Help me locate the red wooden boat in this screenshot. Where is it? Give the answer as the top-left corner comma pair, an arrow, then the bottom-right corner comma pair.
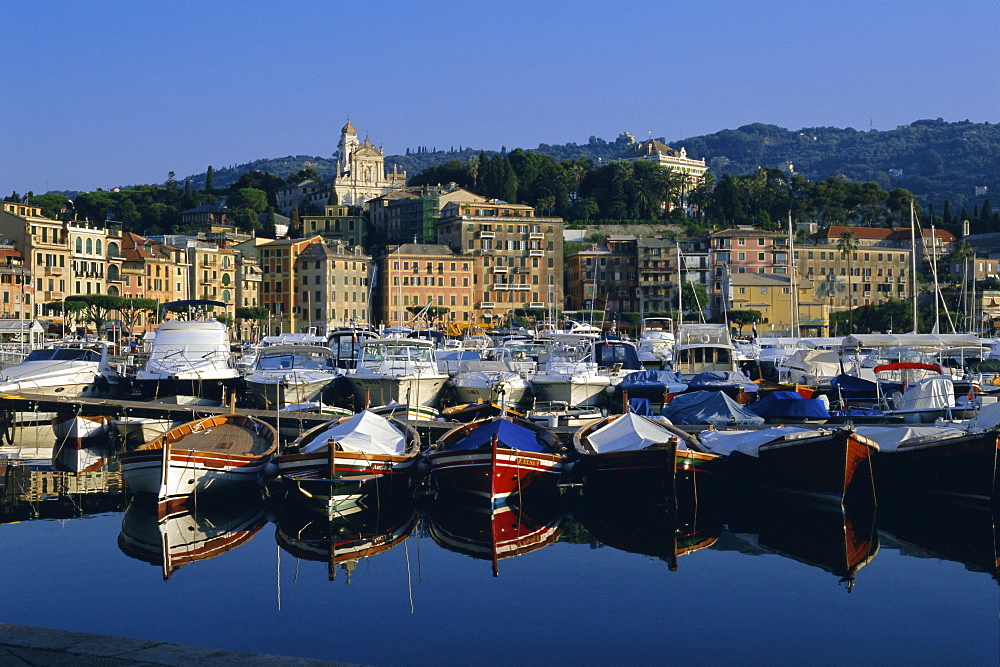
428,416 -> 566,507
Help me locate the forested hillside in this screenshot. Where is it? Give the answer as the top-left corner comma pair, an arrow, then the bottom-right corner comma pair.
180,119 -> 999,212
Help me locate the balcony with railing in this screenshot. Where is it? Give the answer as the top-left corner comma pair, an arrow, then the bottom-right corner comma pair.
528,249 -> 544,257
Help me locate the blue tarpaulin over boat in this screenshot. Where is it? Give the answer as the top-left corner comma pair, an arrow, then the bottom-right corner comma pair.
447,419 -> 552,453
745,391 -> 831,420
687,370 -> 759,393
615,370 -> 687,402
830,373 -> 899,399
662,390 -> 765,426
629,398 -> 652,416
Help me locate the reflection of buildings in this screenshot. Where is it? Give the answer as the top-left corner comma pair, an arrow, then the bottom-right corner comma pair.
0,463 -> 123,521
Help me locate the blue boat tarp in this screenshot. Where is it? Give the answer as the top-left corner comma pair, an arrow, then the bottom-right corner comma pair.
662,391 -> 765,426
687,371 -> 759,393
629,398 -> 652,416
746,391 -> 831,420
448,419 -> 552,453
615,370 -> 688,401
830,374 -> 900,398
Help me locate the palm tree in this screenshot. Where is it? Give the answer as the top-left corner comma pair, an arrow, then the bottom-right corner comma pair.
837,230 -> 859,332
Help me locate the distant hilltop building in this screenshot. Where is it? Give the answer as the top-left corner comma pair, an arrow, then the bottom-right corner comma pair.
615,135 -> 708,188
276,119 -> 406,215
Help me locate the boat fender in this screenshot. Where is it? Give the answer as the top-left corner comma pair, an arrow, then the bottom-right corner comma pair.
262,461 -> 280,480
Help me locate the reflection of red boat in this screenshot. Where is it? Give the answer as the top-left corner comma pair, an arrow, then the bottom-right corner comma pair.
117,491 -> 268,580
429,416 -> 565,506
427,498 -> 563,576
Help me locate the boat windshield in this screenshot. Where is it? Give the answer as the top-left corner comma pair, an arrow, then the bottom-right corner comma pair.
255,353 -> 334,371
361,345 -> 432,364
24,348 -> 100,363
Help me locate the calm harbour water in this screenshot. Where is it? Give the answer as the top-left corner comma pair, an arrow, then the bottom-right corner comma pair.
1,447 -> 998,665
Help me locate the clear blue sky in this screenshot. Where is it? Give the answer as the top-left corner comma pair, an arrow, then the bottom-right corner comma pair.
2,0 -> 997,195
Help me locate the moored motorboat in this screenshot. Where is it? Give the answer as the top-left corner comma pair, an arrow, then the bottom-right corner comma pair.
694,426 -> 879,504
244,344 -> 338,409
428,415 -> 566,507
571,411 -> 722,501
119,413 -> 277,500
345,338 -> 449,408
275,410 -> 420,509
0,342 -> 126,400
133,308 -> 240,404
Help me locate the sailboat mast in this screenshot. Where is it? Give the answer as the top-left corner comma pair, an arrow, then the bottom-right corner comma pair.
788,210 -> 799,337
676,242 -> 683,327
910,203 -> 919,333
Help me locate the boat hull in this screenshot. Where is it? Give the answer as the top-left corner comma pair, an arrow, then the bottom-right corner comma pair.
120,448 -> 272,497
277,449 -> 419,508
246,375 -> 334,410
429,447 -> 564,506
118,414 -> 276,499
454,383 -> 527,406
347,375 -> 447,408
727,430 -> 877,504
574,447 -> 722,501
531,376 -> 609,407
873,429 -> 1000,503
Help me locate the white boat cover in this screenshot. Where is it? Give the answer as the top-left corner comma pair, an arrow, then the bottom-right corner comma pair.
855,425 -> 966,452
585,412 -> 685,454
781,349 -> 843,381
897,377 -> 955,411
843,333 -> 981,349
969,401 -> 1000,429
299,410 -> 406,456
697,426 -> 820,458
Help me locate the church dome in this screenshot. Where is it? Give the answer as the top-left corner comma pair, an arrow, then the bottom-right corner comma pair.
342,120 -> 356,135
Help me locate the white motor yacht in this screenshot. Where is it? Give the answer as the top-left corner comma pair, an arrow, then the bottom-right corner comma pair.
531,339 -> 610,407
452,350 -> 529,405
345,338 -> 448,408
134,313 -> 239,404
0,342 -> 126,399
673,324 -> 738,378
636,317 -> 675,369
244,344 -> 338,409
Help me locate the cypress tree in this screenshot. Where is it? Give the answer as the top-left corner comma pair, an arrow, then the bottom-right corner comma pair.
943,200 -> 952,227
206,166 -> 215,192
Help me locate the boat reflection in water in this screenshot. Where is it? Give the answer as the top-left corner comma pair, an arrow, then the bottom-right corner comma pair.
426,496 -> 563,577
274,492 -> 418,582
570,492 -> 723,571
878,494 -> 1000,579
720,495 -> 879,590
117,490 -> 269,580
